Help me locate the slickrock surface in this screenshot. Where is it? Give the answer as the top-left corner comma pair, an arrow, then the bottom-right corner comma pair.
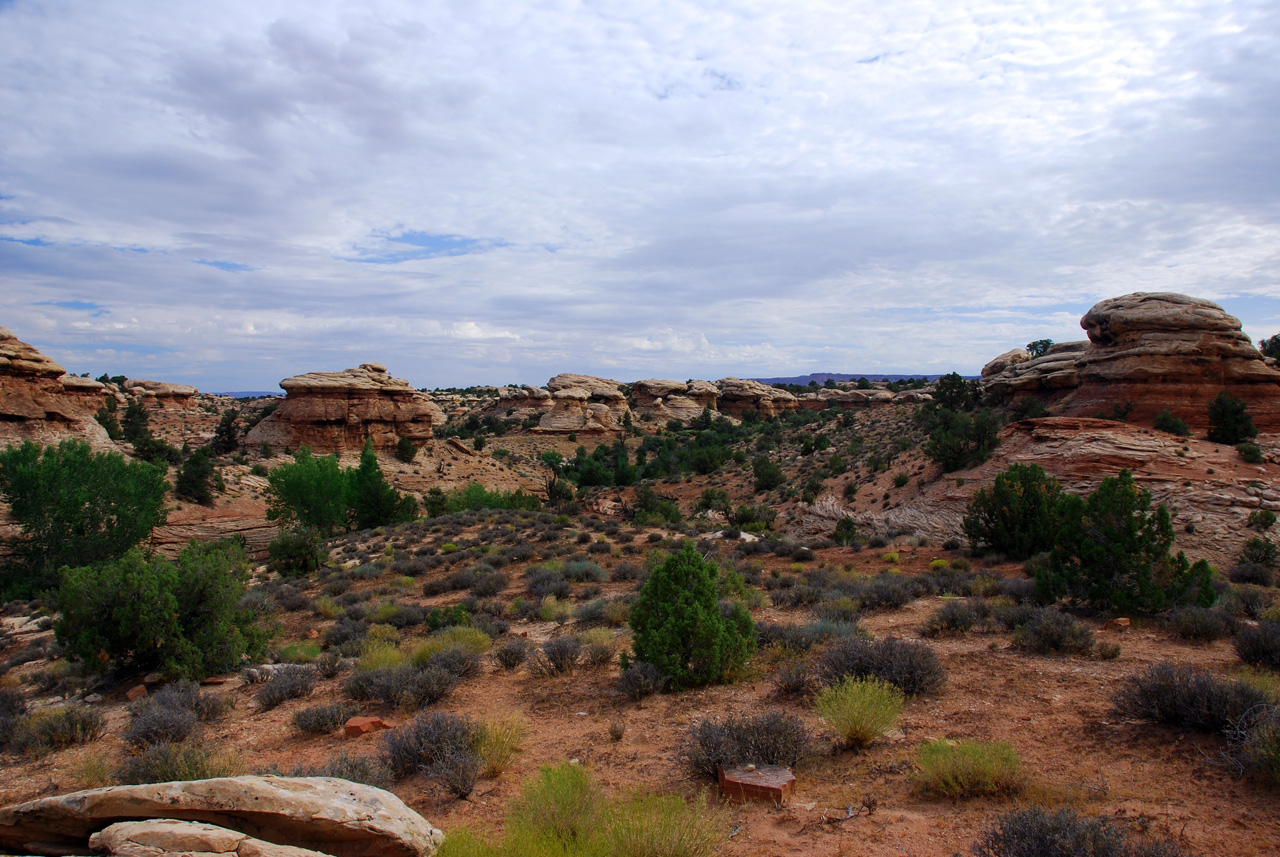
984,292 -> 1280,429
89,819 -> 334,857
0,326 -> 111,447
244,364 -> 445,455
0,776 -> 444,857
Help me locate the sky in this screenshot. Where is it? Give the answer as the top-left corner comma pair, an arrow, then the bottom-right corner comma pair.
2,0 -> 1279,391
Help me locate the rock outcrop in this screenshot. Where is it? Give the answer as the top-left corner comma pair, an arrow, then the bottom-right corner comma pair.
0,776 -> 443,857
629,379 -> 719,422
531,373 -> 630,434
124,379 -> 198,407
243,364 -> 444,455
715,377 -> 798,418
984,293 -> 1280,429
486,385 -> 554,422
90,819 -> 332,857
0,327 -> 110,448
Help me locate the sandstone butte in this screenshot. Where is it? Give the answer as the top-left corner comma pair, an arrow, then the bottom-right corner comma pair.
0,326 -> 110,449
983,291 -> 1280,430
243,364 -> 446,456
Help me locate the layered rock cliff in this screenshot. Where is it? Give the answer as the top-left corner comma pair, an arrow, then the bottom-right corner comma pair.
0,327 -> 110,448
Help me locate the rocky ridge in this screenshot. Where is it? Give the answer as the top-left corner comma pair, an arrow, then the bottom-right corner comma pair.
0,327 -> 111,448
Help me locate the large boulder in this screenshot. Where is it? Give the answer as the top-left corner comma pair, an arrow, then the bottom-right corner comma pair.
243,364 -> 445,455
0,776 -> 443,857
123,379 -> 198,407
0,326 -> 111,448
629,379 -> 719,422
533,374 -> 629,433
715,377 -> 798,418
89,819 -> 332,857
983,293 -> 1280,430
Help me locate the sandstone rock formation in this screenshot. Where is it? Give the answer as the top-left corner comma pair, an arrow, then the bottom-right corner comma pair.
90,819 -> 331,857
243,364 -> 444,456
0,326 -> 111,448
629,379 -> 719,422
984,293 -> 1280,430
486,385 -> 554,422
124,378 -> 198,407
0,776 -> 443,857
715,377 -> 798,418
531,373 -> 630,434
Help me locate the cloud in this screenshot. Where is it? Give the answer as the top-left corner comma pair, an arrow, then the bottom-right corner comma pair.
1,0 -> 1279,389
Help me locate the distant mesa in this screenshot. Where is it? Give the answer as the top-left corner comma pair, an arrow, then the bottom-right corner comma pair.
983,292 -> 1280,430
244,363 -> 445,456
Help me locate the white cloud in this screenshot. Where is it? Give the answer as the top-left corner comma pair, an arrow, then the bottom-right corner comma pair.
2,0 -> 1279,389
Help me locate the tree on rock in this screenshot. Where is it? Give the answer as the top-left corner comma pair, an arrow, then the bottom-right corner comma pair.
1207,391 -> 1257,445
629,542 -> 755,689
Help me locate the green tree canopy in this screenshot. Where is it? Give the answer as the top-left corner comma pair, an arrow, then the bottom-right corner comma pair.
266,439 -> 417,536
629,542 -> 755,689
963,463 -> 1064,560
0,440 -> 169,596
1207,391 -> 1257,445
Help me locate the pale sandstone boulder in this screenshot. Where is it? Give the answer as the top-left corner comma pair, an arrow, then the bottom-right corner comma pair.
0,776 -> 443,857
89,819 -> 332,857
980,347 -> 1031,379
536,388 -> 620,433
124,379 -> 199,406
244,364 -> 445,455
715,377 -> 798,418
629,379 -> 719,422
483,385 -> 554,422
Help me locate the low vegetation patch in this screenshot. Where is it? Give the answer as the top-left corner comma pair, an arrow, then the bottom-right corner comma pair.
813,636 -> 946,696
814,676 -> 903,749
1112,661 -> 1270,734
680,709 -> 813,778
972,804 -> 1193,857
914,739 -> 1023,798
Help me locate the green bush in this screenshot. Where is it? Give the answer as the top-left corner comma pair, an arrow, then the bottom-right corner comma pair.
267,440 -> 417,536
175,448 -> 216,505
914,739 -> 1023,798
1249,509 -> 1277,532
1011,610 -> 1095,655
920,407 -> 1001,473
1152,409 -> 1190,437
268,527 -> 327,577
113,741 -> 244,784
210,408 -> 240,455
629,542 -> 755,689
962,463 -> 1063,560
1208,390 -> 1257,445
394,436 -> 418,463
814,676 -> 903,749
8,705 -> 104,756
423,482 -> 541,517
1238,536 -> 1278,568
752,456 -> 786,492
1239,442 -> 1264,464
56,539 -> 265,679
1037,469 -> 1215,612
0,439 -> 168,596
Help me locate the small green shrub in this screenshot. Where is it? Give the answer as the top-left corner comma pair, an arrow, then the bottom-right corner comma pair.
1239,536 -> 1278,569
962,463 -> 1063,560
1249,509 -> 1278,532
1011,611 -> 1095,655
1152,409 -> 1190,437
9,705 -> 104,756
1112,661 -> 1269,733
1208,390 -> 1257,445
914,739 -> 1023,798
293,703 -> 361,734
254,665 -> 315,711
814,676 -> 903,749
268,527 -> 327,577
473,714 -> 529,778
680,709 -> 813,778
1239,442 -> 1265,464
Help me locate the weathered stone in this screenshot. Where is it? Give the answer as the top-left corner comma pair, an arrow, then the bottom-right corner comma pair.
244,364 -> 444,455
0,327 -> 111,448
0,776 -> 443,857
125,685 -> 147,702
88,819 -> 334,857
123,379 -> 198,406
715,378 -> 798,418
1103,617 -> 1131,632
717,765 -> 796,805
344,716 -> 394,738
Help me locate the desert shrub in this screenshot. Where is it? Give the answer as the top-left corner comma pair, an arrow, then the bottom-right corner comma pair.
617,661 -> 667,701
0,688 -> 27,745
757,620 -> 858,653
814,676 -> 903,749
920,407 -> 1001,473
610,561 -> 645,583
629,542 -> 755,690
493,638 -> 530,671
962,463 -> 1063,560
855,575 -> 914,612
268,527 -> 327,577
1011,611 -> 1095,655
123,703 -> 197,748
381,711 -> 481,796
1232,704 -> 1280,787
506,762 -> 604,846
1250,509 -> 1278,531
914,739 -> 1023,798
920,600 -> 979,637
424,648 -> 482,680
531,637 -> 583,676
9,705 -> 104,755
254,665 -> 315,710
473,714 -> 529,778
324,618 -> 368,650
0,439 -> 169,597
1167,606 -> 1237,642
290,752 -> 392,787
344,663 -> 458,709
1112,661 -> 1269,733
813,637 -> 946,696
1235,620 -> 1280,669
395,436 -> 418,463
578,628 -> 616,668
1208,390 -> 1257,445
564,559 -> 607,582
771,659 -> 811,697
1229,562 -> 1275,587
293,703 -> 361,734
1239,442 -> 1264,464
1152,409 -> 1190,437
57,538 -> 265,680
680,709 -> 813,778
114,741 -> 244,784
1038,469 -> 1215,613
526,568 -> 571,599
1239,536 -> 1278,568
133,680 -> 226,723
972,805 -> 1192,857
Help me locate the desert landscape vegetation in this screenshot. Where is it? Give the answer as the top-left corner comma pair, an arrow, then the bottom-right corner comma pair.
0,292 -> 1278,856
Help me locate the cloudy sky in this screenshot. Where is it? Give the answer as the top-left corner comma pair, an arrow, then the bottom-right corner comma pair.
3,1 -> 1279,391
